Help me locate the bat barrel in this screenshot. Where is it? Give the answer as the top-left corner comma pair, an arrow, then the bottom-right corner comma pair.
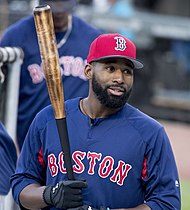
34,5 -> 65,119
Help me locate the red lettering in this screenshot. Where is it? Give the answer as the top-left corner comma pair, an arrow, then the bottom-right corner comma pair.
98,156 -> 114,178
48,154 -> 58,177
87,152 -> 101,175
58,152 -> 67,174
73,151 -> 86,173
110,160 -> 132,186
48,151 -> 132,187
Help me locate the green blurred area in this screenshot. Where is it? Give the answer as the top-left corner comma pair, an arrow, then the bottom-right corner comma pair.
181,180 -> 190,210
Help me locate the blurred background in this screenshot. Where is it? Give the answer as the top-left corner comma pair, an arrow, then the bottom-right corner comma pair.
0,0 -> 190,209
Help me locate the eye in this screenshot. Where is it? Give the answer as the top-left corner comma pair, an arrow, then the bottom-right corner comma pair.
106,65 -> 115,72
123,68 -> 133,75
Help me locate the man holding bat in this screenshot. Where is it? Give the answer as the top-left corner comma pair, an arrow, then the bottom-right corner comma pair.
11,34 -> 180,210
0,0 -> 102,151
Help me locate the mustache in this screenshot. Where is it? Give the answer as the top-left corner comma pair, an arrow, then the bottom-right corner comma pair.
106,84 -> 127,92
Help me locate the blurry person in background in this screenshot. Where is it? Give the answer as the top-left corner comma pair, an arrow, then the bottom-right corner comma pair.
0,122 -> 17,196
0,0 -> 102,151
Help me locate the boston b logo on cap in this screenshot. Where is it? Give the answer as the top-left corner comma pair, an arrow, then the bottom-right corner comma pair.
87,33 -> 143,69
114,36 -> 126,51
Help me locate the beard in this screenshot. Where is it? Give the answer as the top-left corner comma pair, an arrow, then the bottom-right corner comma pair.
92,74 -> 132,109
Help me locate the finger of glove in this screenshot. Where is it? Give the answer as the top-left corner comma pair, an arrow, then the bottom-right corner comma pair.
65,193 -> 83,202
65,180 -> 88,188
66,187 -> 83,195
54,193 -> 83,209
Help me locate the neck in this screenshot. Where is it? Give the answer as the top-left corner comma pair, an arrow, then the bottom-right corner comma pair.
56,15 -> 72,48
80,97 -> 120,119
55,25 -> 67,33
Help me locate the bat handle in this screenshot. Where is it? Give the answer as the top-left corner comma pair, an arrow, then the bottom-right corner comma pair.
56,119 -> 75,180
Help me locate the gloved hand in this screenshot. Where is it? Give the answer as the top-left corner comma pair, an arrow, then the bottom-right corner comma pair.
43,180 -> 88,209
69,204 -> 108,210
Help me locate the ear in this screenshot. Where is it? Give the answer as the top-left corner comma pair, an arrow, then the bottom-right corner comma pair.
84,64 -> 93,80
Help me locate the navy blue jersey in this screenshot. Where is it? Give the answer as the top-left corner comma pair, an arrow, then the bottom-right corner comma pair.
0,15 -> 101,150
11,98 -> 180,209
0,122 -> 17,195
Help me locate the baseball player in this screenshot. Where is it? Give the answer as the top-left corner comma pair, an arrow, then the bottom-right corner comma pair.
0,0 -> 102,151
0,122 -> 17,195
11,34 -> 180,210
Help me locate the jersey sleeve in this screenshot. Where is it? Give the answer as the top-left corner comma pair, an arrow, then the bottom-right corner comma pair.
143,127 -> 181,209
10,116 -> 46,204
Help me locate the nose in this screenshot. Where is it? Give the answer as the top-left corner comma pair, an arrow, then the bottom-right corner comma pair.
112,69 -> 124,84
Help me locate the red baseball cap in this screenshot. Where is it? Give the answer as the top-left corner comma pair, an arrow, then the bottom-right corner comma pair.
87,33 -> 143,69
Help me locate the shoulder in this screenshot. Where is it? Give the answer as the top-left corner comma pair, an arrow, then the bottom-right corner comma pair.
2,16 -> 34,34
124,104 -> 162,126
33,104 -> 55,130
32,97 -> 81,130
72,15 -> 102,37
0,16 -> 34,43
123,104 -> 164,139
65,97 -> 81,114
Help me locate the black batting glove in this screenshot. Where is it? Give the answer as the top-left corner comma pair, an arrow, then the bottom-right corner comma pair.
69,204 -> 109,210
43,180 -> 88,209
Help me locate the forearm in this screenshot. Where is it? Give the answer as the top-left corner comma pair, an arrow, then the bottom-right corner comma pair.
19,183 -> 47,209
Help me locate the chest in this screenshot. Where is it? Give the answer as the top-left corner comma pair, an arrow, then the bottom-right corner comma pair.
44,118 -> 146,184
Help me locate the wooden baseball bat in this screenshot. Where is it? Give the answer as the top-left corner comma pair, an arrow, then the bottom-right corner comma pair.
33,5 -> 74,180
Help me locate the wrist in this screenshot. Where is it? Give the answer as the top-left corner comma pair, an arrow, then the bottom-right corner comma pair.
42,186 -> 53,206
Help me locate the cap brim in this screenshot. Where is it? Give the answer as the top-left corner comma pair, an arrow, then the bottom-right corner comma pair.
90,55 -> 143,69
